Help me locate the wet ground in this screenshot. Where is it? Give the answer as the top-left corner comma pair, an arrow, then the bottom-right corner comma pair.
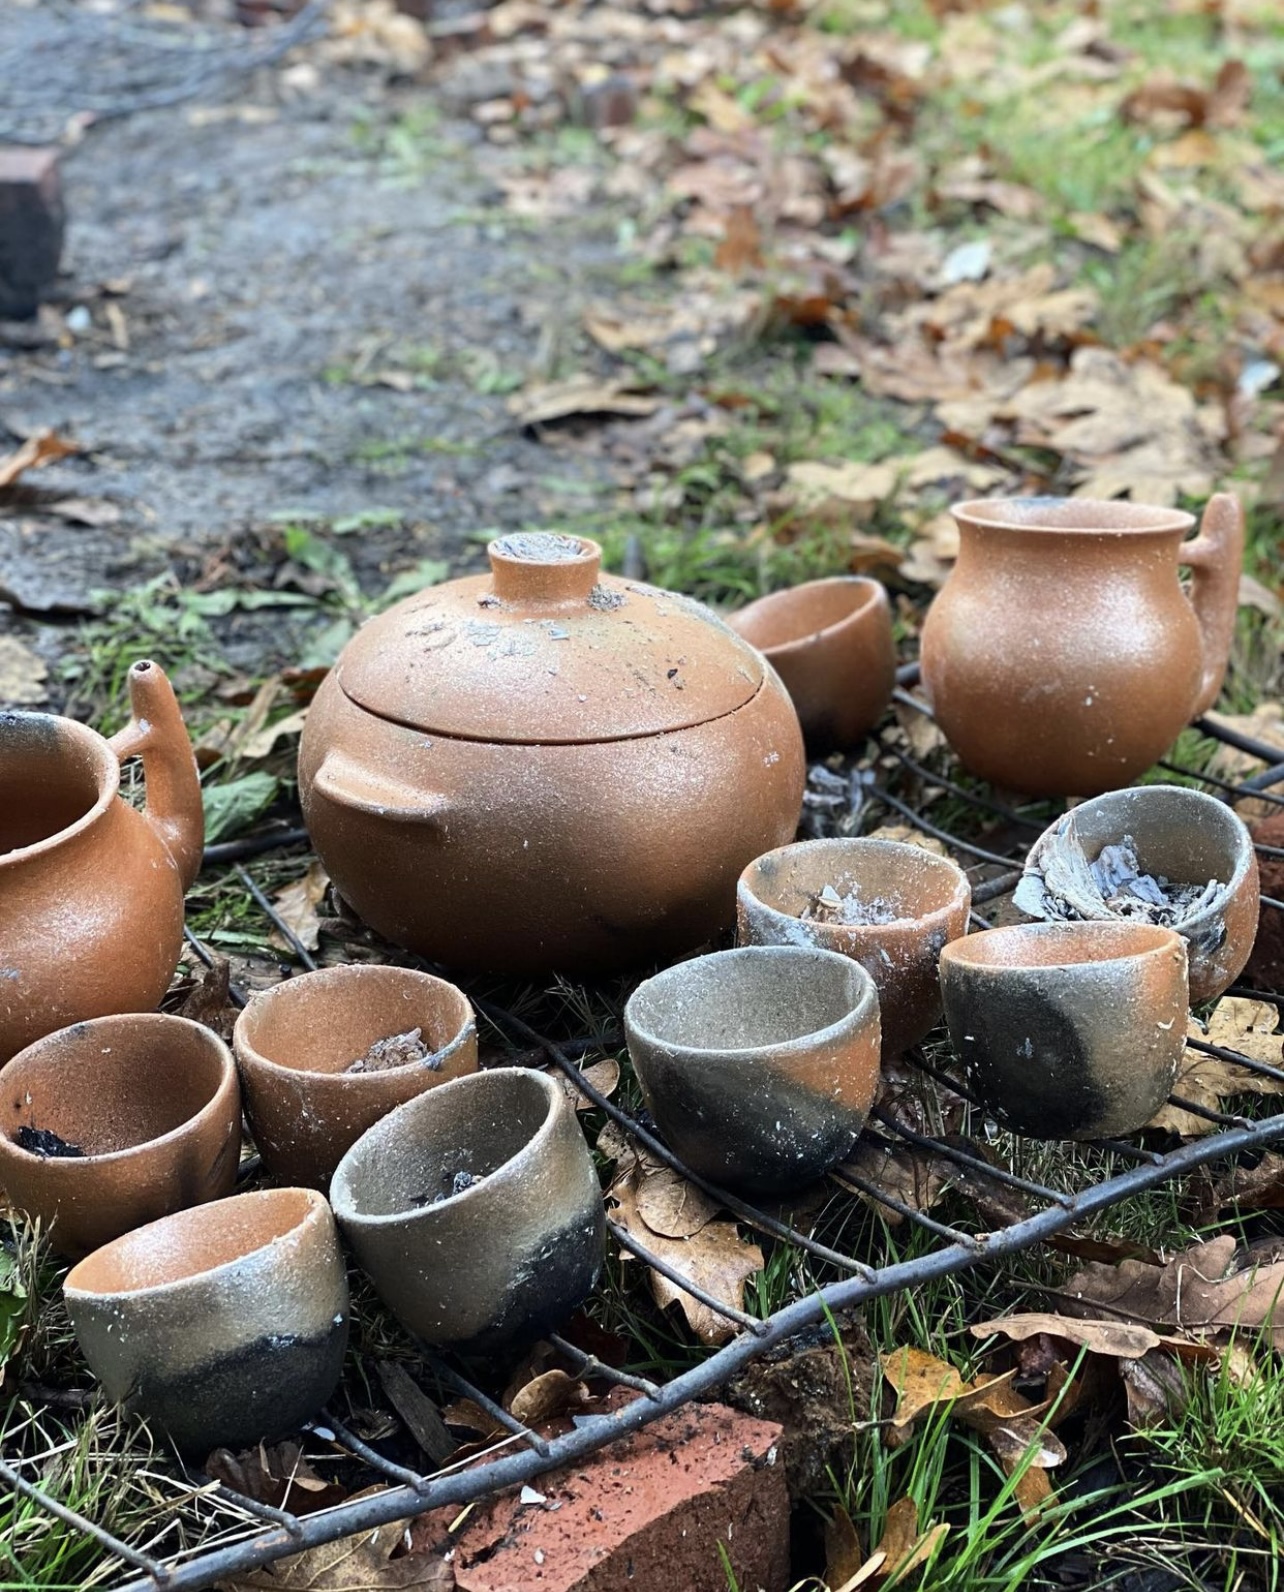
0,10 -> 619,693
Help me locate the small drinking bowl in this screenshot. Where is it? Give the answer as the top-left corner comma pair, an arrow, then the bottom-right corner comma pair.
330,1068 -> 604,1352
65,1187 -> 348,1453
233,964 -> 478,1189
624,945 -> 881,1195
939,921 -> 1189,1140
737,838 -> 971,1059
1012,783 -> 1259,1003
0,1013 -> 241,1258
727,576 -> 895,751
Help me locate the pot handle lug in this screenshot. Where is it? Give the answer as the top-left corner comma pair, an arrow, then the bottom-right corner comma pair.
1182,492 -> 1244,718
312,751 -> 450,825
107,660 -> 204,890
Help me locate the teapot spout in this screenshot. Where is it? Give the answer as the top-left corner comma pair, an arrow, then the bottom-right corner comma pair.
1183,493 -> 1244,719
108,661 -> 204,890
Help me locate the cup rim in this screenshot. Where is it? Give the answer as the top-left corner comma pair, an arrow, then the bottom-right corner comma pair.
330,1066 -> 565,1228
625,944 -> 878,1060
738,837 -> 971,931
233,963 -> 475,1083
63,1186 -> 328,1302
0,713 -> 120,872
0,1013 -> 238,1169
729,576 -> 886,657
952,496 -> 1196,537
939,919 -> 1186,975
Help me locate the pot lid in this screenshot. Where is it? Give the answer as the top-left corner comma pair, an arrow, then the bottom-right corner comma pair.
335,533 -> 765,743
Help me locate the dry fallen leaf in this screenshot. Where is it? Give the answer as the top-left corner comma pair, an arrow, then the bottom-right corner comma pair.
206,1441 -> 350,1517
507,1367 -> 587,1426
0,429 -> 79,490
1204,702 -> 1284,821
837,1139 -> 954,1226
1147,998 -> 1284,1137
556,1054 -> 621,1113
0,635 -> 48,705
271,863 -> 331,955
216,1510 -> 454,1589
507,374 -> 661,426
634,1163 -> 722,1239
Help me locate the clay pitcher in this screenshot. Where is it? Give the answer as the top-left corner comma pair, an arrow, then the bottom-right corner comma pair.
920,495 -> 1243,797
0,660 -> 203,1064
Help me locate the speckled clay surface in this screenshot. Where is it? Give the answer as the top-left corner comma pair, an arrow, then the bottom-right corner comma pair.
737,839 -> 971,1059
1012,784 -> 1259,1004
939,921 -> 1189,1140
0,661 -> 203,1065
726,577 -> 895,752
65,1188 -> 347,1453
233,964 -> 478,1188
298,533 -> 805,975
0,1014 -> 241,1258
330,1068 -> 604,1351
920,495 -> 1243,796
624,945 -> 881,1194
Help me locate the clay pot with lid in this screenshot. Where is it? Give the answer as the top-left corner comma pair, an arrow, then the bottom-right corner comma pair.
726,577 -> 895,752
0,1014 -> 241,1257
0,660 -> 203,1064
920,494 -> 1244,796
298,533 -> 805,974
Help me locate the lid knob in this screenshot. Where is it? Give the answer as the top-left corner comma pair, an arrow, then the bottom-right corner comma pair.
488,533 -> 603,604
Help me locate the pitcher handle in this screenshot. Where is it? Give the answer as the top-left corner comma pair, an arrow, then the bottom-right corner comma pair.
1182,492 -> 1244,718
107,660 -> 204,890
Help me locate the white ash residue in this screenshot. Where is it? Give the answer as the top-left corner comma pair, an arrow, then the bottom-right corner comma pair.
801,883 -> 902,926
1015,830 -> 1223,930
492,532 -> 587,563
345,1028 -> 440,1074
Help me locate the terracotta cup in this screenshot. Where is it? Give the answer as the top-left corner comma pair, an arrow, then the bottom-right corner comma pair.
0,1014 -> 241,1258
624,945 -> 881,1194
1012,783 -> 1259,1004
233,964 -> 478,1189
737,838 -> 971,1059
727,577 -> 895,752
65,1188 -> 348,1453
330,1068 -> 604,1352
939,921 -> 1189,1140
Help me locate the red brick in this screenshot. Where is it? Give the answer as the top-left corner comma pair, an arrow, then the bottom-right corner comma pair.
1246,813 -> 1284,992
414,1399 -> 788,1592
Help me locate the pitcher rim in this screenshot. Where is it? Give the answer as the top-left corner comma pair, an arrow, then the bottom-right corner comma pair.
952,496 -> 1197,537
0,713 -> 120,871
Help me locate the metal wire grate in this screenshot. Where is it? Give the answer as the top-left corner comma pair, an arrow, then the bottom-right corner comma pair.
6,689 -> 1284,1590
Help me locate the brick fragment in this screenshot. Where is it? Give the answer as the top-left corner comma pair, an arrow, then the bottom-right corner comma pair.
1246,812 -> 1284,991
0,147 -> 64,321
414,1397 -> 788,1592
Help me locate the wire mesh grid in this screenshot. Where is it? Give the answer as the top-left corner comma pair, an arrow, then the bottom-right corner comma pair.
7,686 -> 1284,1590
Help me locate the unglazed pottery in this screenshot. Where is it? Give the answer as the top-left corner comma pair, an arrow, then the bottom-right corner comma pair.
920,494 -> 1244,796
737,839 -> 971,1058
624,945 -> 881,1194
939,922 -> 1189,1140
331,1068 -> 604,1351
0,660 -> 203,1064
726,577 -> 895,752
298,533 -> 805,975
65,1188 -> 347,1452
233,964 -> 478,1188
0,1015 -> 240,1258
1012,784 -> 1259,1003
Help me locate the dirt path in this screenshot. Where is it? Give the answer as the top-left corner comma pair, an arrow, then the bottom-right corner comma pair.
0,14 -> 616,691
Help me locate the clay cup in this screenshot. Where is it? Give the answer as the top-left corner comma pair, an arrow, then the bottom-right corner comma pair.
1012,784 -> 1259,1004
737,838 -> 971,1059
330,1068 -> 604,1352
939,921 -> 1189,1140
233,964 -> 478,1188
0,1014 -> 241,1258
65,1188 -> 348,1453
624,945 -> 881,1194
727,577 -> 895,752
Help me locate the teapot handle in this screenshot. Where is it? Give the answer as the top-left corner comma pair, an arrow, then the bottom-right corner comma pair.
1182,492 -> 1244,718
107,660 -> 204,890
312,750 -> 450,825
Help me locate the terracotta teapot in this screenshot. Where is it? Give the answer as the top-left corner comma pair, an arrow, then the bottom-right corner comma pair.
0,660 -> 203,1064
298,533 -> 805,974
920,494 -> 1244,796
